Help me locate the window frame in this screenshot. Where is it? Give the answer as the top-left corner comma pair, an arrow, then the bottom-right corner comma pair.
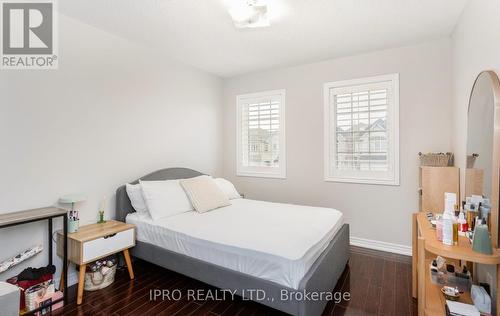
323,74 -> 400,185
236,89 -> 286,179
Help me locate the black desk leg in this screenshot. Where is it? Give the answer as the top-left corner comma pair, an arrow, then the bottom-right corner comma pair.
48,218 -> 53,266
63,214 -> 68,304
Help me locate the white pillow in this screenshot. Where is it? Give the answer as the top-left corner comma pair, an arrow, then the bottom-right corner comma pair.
180,176 -> 231,213
214,178 -> 241,200
140,180 -> 193,220
125,183 -> 148,214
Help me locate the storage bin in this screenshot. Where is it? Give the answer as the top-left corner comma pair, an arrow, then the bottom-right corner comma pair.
419,152 -> 454,167
84,258 -> 117,291
6,272 -> 52,310
0,282 -> 20,316
25,279 -> 55,312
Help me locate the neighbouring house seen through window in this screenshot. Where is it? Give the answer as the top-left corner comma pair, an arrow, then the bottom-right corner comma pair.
236,89 -> 286,178
324,74 -> 399,185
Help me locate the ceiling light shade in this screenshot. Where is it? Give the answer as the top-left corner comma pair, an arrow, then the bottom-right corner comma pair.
227,0 -> 270,28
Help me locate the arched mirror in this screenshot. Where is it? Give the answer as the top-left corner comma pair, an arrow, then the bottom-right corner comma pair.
465,71 -> 500,247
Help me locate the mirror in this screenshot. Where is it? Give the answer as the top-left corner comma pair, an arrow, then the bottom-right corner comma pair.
465,71 -> 500,247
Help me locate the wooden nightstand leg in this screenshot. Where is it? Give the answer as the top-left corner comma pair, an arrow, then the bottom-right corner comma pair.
77,264 -> 86,305
123,249 -> 134,280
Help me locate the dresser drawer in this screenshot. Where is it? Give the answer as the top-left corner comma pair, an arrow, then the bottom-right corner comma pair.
82,228 -> 134,263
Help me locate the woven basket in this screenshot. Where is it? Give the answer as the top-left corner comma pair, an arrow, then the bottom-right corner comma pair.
24,280 -> 55,312
419,152 -> 454,167
84,264 -> 116,291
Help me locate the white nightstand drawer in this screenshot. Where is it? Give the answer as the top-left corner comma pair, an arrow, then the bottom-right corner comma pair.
82,228 -> 134,263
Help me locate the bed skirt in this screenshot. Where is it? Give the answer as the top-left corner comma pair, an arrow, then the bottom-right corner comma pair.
131,223 -> 349,316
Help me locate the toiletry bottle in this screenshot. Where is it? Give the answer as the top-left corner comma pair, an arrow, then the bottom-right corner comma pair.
472,219 -> 493,255
452,216 -> 459,245
467,204 -> 477,231
458,211 -> 467,236
480,204 -> 491,231
436,216 -> 443,241
442,211 -> 454,246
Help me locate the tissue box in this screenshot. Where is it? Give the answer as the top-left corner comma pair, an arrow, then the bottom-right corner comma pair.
0,281 -> 20,316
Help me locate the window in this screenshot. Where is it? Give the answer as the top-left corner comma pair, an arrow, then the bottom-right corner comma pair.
324,74 -> 399,185
236,89 -> 286,178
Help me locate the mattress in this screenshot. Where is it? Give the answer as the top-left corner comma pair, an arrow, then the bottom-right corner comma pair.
126,198 -> 343,289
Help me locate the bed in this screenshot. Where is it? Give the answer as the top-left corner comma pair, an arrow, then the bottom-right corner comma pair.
116,168 -> 349,316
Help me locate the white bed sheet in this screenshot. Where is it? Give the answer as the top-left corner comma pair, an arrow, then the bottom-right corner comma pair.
126,198 -> 343,289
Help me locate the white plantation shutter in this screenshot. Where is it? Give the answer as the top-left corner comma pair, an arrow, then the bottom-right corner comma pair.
237,90 -> 286,178
324,74 -> 399,185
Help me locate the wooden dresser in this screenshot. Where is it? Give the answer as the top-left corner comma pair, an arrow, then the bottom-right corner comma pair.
412,212 -> 500,315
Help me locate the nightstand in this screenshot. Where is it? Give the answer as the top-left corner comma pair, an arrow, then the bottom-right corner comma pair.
56,220 -> 135,305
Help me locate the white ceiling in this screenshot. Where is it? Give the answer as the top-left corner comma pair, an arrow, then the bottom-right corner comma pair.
60,0 -> 468,77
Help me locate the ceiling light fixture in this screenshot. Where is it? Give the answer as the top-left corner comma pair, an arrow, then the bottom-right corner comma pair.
227,0 -> 270,29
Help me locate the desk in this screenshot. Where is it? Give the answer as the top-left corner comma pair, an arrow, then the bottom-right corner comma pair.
0,207 -> 68,315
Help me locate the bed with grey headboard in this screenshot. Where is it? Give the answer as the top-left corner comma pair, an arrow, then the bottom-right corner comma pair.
116,167 -> 349,316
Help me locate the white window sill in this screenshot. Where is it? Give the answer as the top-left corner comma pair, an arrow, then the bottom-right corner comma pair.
237,171 -> 286,179
324,176 -> 399,186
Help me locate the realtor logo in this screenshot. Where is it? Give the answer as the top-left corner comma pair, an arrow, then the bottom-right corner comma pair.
1,0 -> 58,69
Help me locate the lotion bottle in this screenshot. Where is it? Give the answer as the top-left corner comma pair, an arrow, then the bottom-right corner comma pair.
458,211 -> 467,236
442,211 -> 454,246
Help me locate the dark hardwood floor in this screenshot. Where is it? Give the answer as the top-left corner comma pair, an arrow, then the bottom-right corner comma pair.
52,247 -> 417,316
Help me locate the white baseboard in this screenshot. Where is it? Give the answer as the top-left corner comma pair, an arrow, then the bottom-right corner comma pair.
350,236 -> 412,256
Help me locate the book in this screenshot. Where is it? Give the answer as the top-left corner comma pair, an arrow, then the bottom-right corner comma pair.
445,300 -> 480,316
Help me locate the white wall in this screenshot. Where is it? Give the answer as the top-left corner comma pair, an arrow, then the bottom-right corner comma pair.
222,39 -> 453,248
451,0 -> 500,310
451,0 -> 500,193
0,15 -> 223,284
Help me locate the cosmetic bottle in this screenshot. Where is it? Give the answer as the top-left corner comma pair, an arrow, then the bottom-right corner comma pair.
472,219 -> 493,255
467,204 -> 478,231
480,204 -> 491,231
452,217 -> 459,245
442,211 -> 454,246
458,211 -> 467,236
436,216 -> 443,241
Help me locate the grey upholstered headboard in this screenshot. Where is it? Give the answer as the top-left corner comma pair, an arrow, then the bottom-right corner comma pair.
115,167 -> 204,222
